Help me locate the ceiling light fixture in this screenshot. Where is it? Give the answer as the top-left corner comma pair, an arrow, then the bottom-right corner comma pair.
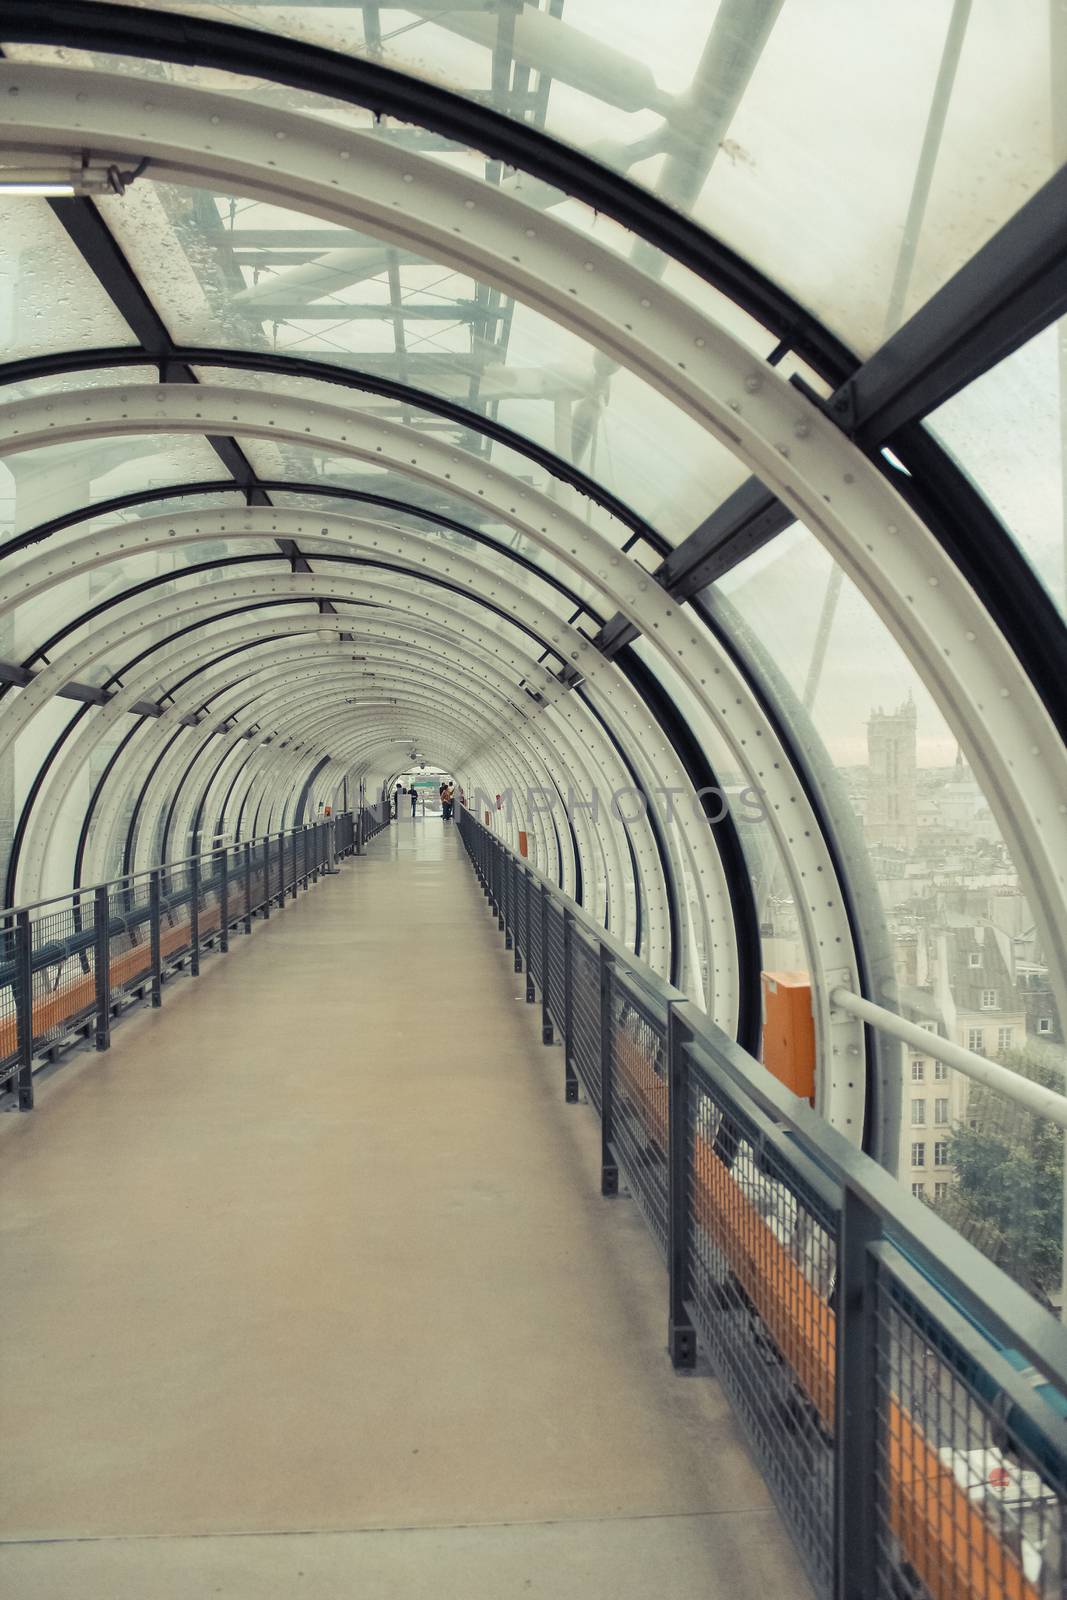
0,153 -> 150,197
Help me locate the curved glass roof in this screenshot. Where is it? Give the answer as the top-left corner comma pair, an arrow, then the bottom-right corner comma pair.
0,0 -> 1064,1292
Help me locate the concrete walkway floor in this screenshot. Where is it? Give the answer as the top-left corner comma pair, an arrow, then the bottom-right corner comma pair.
0,819 -> 811,1599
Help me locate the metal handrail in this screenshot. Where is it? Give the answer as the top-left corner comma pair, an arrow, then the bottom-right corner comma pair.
460,806 -> 1067,1600
832,985 -> 1067,1130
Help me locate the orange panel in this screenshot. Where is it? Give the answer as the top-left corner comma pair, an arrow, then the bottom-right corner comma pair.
518,831 -> 528,858
762,970 -> 816,1103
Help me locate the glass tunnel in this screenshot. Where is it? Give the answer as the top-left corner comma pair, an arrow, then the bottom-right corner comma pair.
0,3 -> 1066,1588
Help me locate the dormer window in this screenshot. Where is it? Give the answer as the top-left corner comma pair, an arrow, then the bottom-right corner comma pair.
968,953 -> 982,968
980,989 -> 998,1010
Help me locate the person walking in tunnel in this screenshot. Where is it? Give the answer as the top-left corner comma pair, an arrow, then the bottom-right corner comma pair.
410,784 -> 418,819
393,780 -> 403,819
439,779 -> 449,819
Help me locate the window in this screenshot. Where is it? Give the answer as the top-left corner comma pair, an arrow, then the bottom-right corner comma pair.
1039,1018 -> 1052,1034
969,953 -> 982,968
935,1098 -> 949,1125
911,1143 -> 926,1168
912,1183 -> 926,1199
981,989 -> 998,1009
934,1142 -> 949,1167
998,1027 -> 1014,1051
911,1099 -> 926,1125
934,1061 -> 949,1081
967,1029 -> 985,1053
935,1183 -> 949,1201
911,1059 -> 925,1082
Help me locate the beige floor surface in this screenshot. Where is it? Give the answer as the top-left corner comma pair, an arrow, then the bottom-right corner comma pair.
0,818 -> 811,1597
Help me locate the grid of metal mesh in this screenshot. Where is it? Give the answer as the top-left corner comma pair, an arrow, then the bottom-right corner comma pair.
609,972 -> 669,1257
527,879 -> 543,986
685,1045 -> 838,1596
0,916 -> 18,1079
546,901 -> 566,1036
107,878 -> 153,999
29,898 -> 96,1049
873,1253 -> 1067,1600
570,928 -> 602,1112
158,864 -> 194,968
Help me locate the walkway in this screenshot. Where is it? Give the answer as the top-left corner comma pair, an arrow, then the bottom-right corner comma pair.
0,818 -> 809,1598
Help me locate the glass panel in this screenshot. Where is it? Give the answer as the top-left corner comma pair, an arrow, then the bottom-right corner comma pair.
53,2 -> 1060,355
926,315 -> 1067,617
100,181 -> 749,540
0,433 -> 225,542
716,522 -> 1065,1264
0,196 -> 135,362
0,364 -> 158,404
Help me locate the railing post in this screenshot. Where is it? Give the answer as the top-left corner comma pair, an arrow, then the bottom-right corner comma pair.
93,885 -> 111,1052
599,943 -> 617,1194
219,845 -> 230,953
834,1187 -> 881,1600
244,839 -> 253,932
563,910 -> 578,1101
540,882 -> 553,1046
290,828 -> 298,901
496,843 -> 505,932
667,1004 -> 696,1368
14,909 -> 34,1110
512,855 -> 523,971
524,868 -> 535,1004
190,857 -> 201,974
356,807 -> 363,856
276,831 -> 285,910
504,852 -> 513,951
149,868 -> 163,1008
303,824 -> 310,889
261,837 -> 270,920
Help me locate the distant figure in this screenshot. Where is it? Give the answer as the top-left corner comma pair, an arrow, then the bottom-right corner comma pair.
439,780 -> 450,820
445,780 -> 456,820
410,786 -> 418,818
394,781 -> 403,819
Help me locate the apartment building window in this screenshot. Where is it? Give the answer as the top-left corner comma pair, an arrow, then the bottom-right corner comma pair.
934,1060 -> 948,1081
1039,1018 -> 1052,1034
998,1027 -> 1014,1051
980,989 -> 998,1010
911,1143 -> 926,1167
911,1099 -> 926,1125
969,952 -> 982,968
912,1183 -> 926,1199
935,1098 -> 949,1125
967,1028 -> 984,1053
935,1183 -> 949,1201
934,1142 -> 949,1167
911,1059 -> 925,1082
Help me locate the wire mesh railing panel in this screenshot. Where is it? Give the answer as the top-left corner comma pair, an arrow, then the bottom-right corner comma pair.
872,1249 -> 1067,1600
570,928 -> 601,1112
29,899 -> 96,1048
0,918 -> 17,1079
107,880 -> 153,999
609,972 -> 669,1258
159,865 -> 194,966
546,901 -> 566,1036
685,1045 -> 837,1597
527,876 -> 543,987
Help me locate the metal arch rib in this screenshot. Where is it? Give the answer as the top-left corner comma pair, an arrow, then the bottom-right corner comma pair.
0,347 -> 664,555
0,0 -> 855,387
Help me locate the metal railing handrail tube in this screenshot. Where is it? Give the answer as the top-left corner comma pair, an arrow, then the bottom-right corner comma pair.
831,985 -> 1067,1131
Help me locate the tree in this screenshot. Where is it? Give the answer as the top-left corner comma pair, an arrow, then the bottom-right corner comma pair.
933,1044 -> 1065,1304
